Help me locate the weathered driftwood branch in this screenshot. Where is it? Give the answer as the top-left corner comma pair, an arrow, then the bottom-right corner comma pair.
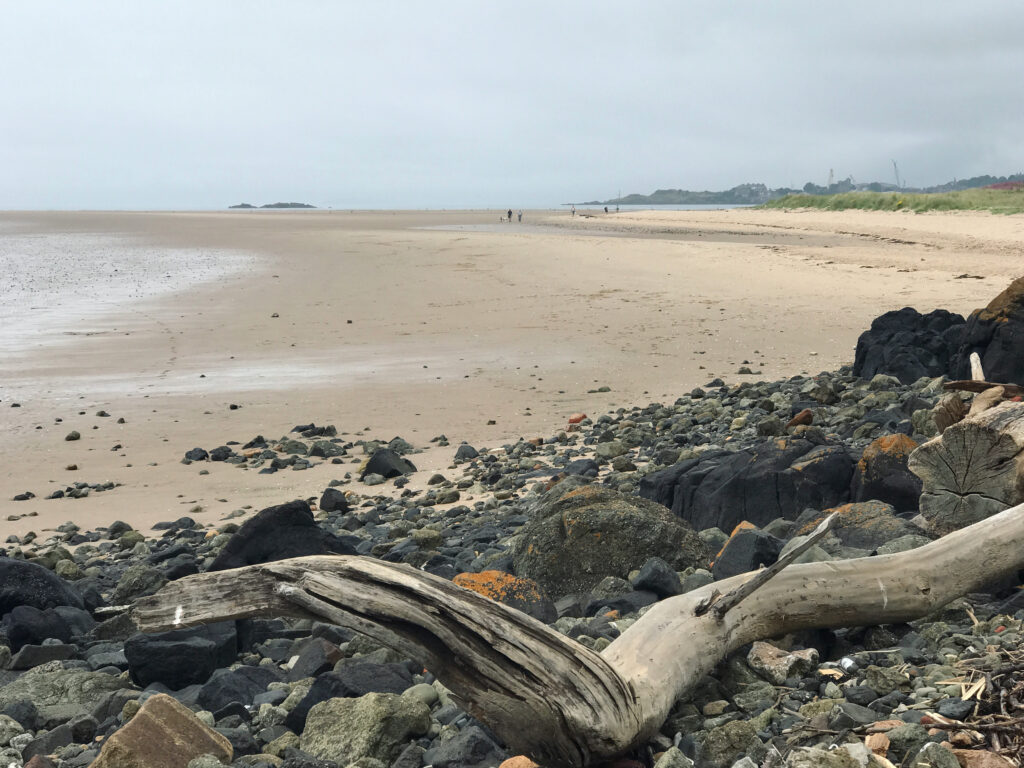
943,380 -> 1024,398
133,501 -> 1024,767
910,401 -> 1024,534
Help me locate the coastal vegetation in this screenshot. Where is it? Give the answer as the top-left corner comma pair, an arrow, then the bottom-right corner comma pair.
589,172 -> 1024,208
761,187 -> 1024,215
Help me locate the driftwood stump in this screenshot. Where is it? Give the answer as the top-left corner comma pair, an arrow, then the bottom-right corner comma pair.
133,502 -> 1024,767
909,400 -> 1024,534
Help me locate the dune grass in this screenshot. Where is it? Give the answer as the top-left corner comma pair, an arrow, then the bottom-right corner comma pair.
761,188 -> 1024,215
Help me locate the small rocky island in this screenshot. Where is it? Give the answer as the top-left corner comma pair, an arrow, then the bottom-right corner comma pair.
229,202 -> 317,209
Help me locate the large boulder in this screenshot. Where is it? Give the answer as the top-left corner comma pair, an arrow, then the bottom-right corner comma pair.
853,307 -> 966,384
511,482 -> 709,598
124,622 -> 237,688
638,438 -> 855,532
207,500 -> 358,572
850,433 -> 922,512
0,559 -> 84,616
0,667 -> 134,727
89,693 -> 232,768
952,276 -> 1024,385
299,692 -> 431,765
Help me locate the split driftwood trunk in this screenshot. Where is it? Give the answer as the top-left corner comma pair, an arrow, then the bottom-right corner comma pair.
133,501 -> 1024,767
909,400 -> 1024,534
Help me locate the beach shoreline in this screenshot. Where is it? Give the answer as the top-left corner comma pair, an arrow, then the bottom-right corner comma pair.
1,208 -> 1020,541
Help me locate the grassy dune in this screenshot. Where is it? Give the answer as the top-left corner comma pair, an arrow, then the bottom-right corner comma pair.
761,188 -> 1024,215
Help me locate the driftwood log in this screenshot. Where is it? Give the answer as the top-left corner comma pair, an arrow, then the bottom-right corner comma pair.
133,502 -> 1024,767
910,400 -> 1024,534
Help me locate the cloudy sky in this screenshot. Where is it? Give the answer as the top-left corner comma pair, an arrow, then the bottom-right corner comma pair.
3,2 -> 1022,209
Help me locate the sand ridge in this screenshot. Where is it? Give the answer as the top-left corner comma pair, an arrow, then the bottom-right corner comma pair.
1,208 -> 1020,541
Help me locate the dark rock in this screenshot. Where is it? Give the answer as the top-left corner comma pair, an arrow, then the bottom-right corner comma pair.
22,723 -> 74,761
638,439 -> 854,532
215,725 -> 259,755
563,458 -> 600,477
0,559 -> 85,616
184,447 -> 209,462
455,444 -> 479,461
712,530 -> 783,580
207,500 -> 358,572
851,434 -> 922,512
318,487 -> 350,514
828,700 -> 877,729
209,446 -> 233,461
585,589 -> 658,616
1,605 -> 73,651
630,556 -> 683,598
853,306 -> 966,384
9,643 -> 77,669
512,482 -> 709,597
937,697 -> 975,720
197,665 -> 281,713
844,685 -> 878,706
361,449 -> 416,479
286,637 -> 344,682
426,724 -> 508,768
952,276 -> 1024,385
283,662 -> 413,732
124,622 -> 238,688
3,697 -> 40,729
309,440 -> 346,458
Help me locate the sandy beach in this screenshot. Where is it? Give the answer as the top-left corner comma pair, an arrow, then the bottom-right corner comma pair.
1,207 -> 1020,541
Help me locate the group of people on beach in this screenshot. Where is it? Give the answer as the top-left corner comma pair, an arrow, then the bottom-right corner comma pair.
506,209 -> 522,222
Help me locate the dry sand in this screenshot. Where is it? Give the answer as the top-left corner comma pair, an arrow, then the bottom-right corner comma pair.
2,207 -> 1021,541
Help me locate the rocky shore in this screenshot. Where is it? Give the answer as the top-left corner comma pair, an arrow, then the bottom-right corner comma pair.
3,283 -> 1024,768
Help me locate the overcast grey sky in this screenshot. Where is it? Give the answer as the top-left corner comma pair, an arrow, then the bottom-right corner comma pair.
3,2 -> 1022,209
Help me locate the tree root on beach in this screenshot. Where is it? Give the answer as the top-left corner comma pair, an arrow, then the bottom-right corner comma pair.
132,502 -> 1024,767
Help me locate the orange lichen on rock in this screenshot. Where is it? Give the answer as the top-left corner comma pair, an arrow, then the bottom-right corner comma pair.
560,485 -> 603,503
796,499 -> 898,538
453,570 -> 547,605
976,275 -> 1024,323
711,520 -> 756,567
857,433 -> 918,474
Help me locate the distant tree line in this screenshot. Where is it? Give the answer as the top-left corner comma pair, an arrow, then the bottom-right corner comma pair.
588,172 -> 1024,206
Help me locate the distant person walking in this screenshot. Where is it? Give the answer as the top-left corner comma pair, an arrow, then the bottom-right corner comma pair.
604,206 -> 609,213
571,205 -> 576,216
517,210 -> 522,222
507,209 -> 513,222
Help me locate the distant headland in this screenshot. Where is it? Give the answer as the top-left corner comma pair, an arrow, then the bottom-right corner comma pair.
583,172 -> 1024,206
229,202 -> 317,209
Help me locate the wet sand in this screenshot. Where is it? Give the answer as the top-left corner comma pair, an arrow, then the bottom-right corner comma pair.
1,208 -> 1019,540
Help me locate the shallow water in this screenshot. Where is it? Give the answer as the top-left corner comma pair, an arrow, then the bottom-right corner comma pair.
0,229 -> 256,357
